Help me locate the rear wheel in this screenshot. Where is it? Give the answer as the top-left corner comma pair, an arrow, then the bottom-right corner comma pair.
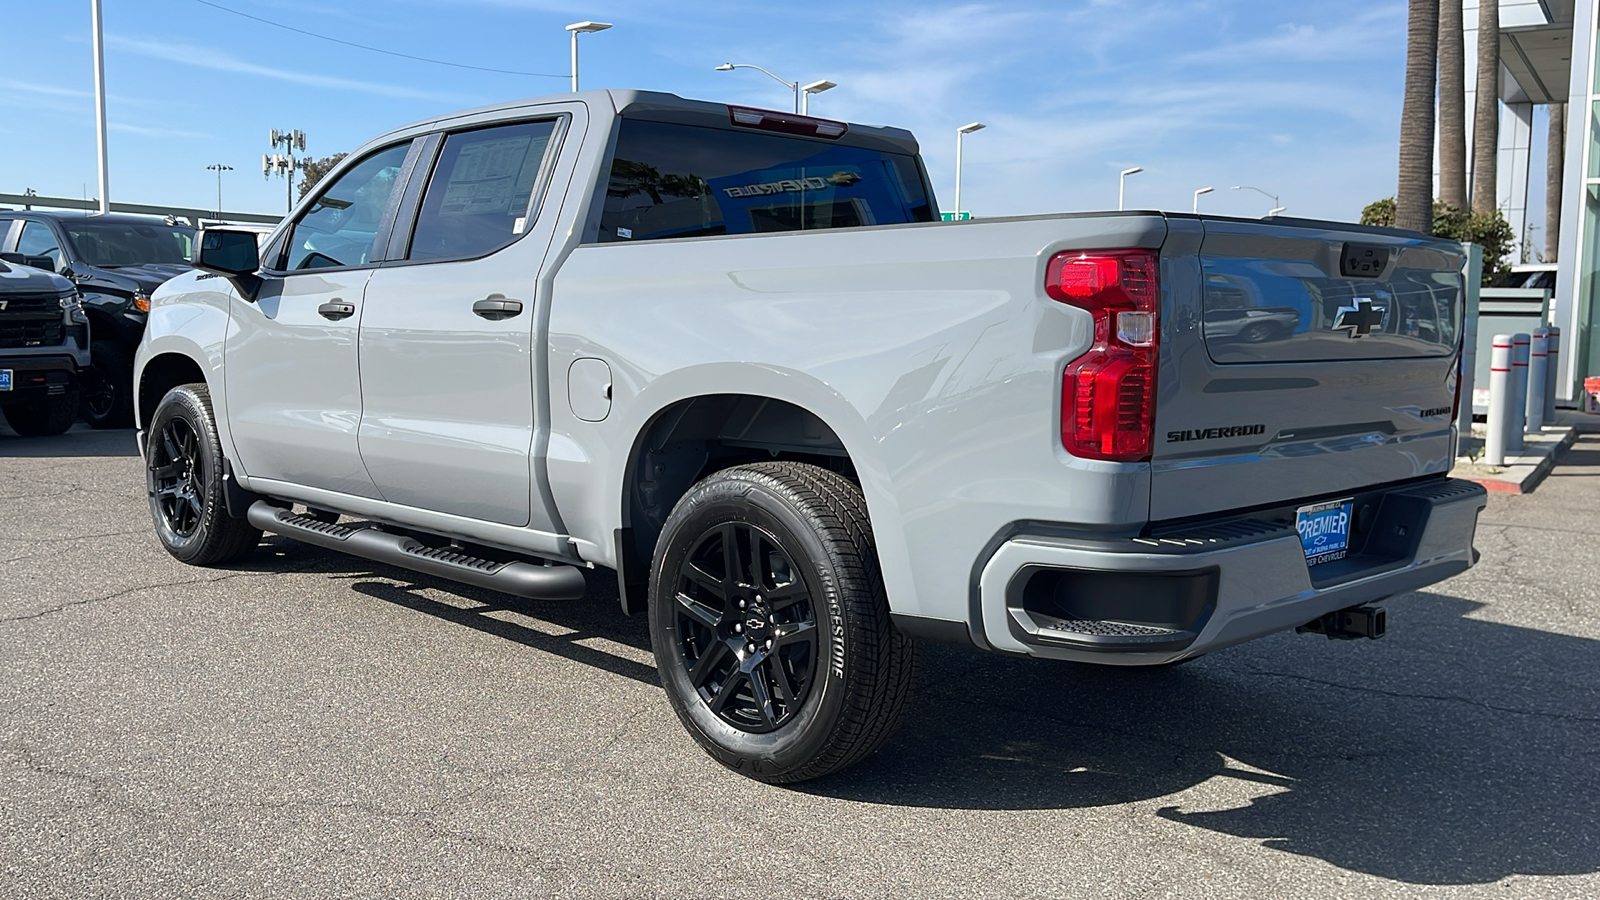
649,462 -> 917,783
81,339 -> 134,429
2,390 -> 80,437
145,383 -> 260,565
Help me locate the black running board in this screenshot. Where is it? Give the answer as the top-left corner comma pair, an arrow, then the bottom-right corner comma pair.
247,501 -> 586,600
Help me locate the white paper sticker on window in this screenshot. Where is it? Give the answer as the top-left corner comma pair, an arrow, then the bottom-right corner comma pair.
617,227 -> 633,239
513,216 -> 527,234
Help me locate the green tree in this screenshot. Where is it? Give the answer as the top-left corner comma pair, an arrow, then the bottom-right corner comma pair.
1361,196 -> 1514,284
297,153 -> 348,200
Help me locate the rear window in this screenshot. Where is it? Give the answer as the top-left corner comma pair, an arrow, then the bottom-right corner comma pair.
596,119 -> 934,243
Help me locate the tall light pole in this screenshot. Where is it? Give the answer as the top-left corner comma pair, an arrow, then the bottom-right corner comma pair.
1193,186 -> 1214,214
206,163 -> 233,218
1232,184 -> 1280,216
800,79 -> 836,115
566,21 -> 612,92
954,122 -> 986,219
91,0 -> 110,214
716,62 -> 802,113
1118,166 -> 1143,211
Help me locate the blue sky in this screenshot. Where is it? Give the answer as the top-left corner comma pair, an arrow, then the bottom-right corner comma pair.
1,0 -> 1526,223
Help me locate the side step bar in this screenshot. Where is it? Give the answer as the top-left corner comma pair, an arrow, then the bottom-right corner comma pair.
246,501 -> 587,601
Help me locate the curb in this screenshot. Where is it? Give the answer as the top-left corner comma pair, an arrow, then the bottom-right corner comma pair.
1452,424 -> 1581,494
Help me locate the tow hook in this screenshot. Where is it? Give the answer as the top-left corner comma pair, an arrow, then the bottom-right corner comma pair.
1296,603 -> 1387,640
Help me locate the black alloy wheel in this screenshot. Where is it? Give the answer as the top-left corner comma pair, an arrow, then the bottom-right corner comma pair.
144,383 -> 260,566
81,339 -> 134,429
649,462 -> 917,783
80,368 -> 118,422
149,415 -> 204,538
673,521 -> 819,734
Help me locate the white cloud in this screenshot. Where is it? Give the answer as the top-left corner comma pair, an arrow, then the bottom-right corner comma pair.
105,34 -> 477,104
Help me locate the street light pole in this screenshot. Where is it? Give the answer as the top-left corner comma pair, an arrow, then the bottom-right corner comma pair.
1232,184 -> 1280,216
206,163 -> 233,218
800,79 -> 836,115
1118,166 -> 1143,211
716,63 -> 805,113
1193,186 -> 1215,214
954,122 -> 986,219
91,0 -> 110,214
566,21 -> 612,92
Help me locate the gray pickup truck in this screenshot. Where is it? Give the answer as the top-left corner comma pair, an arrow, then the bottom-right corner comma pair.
135,90 -> 1486,782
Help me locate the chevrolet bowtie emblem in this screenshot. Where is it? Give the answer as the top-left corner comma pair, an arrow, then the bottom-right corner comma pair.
1333,298 -> 1385,338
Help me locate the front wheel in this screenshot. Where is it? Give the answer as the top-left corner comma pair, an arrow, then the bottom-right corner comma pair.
649,462 -> 917,783
81,339 -> 134,429
145,383 -> 260,566
2,390 -> 80,437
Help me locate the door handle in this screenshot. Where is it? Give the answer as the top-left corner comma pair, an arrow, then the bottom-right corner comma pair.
317,300 -> 356,321
472,297 -> 523,320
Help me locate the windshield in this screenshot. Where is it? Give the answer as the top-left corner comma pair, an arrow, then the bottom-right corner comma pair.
63,220 -> 196,267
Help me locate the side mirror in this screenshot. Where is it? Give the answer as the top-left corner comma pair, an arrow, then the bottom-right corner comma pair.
0,252 -> 59,272
197,227 -> 263,301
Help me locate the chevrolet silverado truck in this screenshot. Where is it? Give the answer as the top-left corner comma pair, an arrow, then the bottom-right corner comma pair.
134,90 -> 1486,783
0,257 -> 91,436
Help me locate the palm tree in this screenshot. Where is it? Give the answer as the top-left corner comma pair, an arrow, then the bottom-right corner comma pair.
1471,0 -> 1500,215
1397,0 -> 1439,233
1546,101 -> 1565,261
1437,0 -> 1467,210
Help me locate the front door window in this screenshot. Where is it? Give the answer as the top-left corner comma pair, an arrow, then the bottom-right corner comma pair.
281,143 -> 411,271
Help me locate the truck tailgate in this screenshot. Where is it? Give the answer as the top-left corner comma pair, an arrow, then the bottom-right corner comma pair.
1150,218 -> 1463,521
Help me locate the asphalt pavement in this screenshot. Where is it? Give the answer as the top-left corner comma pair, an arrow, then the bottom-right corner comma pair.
3,423 -> 1598,898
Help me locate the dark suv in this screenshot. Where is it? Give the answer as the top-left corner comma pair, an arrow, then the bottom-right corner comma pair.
0,257 -> 91,436
0,211 -> 194,428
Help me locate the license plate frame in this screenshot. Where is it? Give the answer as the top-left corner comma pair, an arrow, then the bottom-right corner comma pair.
1297,498 -> 1354,566
0,369 -> 11,392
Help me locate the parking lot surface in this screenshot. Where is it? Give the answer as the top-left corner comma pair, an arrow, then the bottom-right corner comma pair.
3,423 -> 1598,898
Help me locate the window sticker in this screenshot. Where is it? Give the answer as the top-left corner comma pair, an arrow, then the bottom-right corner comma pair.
438,135 -> 538,217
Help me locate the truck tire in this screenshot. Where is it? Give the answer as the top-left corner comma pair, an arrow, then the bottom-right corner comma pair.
81,339 -> 134,429
145,383 -> 260,566
649,462 -> 917,783
2,390 -> 80,437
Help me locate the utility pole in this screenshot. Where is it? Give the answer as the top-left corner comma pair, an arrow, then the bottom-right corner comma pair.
264,129 -> 306,214
91,0 -> 110,214
206,163 -> 233,218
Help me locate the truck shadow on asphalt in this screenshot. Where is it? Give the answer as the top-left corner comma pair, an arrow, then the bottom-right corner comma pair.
805,591 -> 1599,886
0,425 -> 141,457
243,539 -> 1596,886
248,536 -> 659,687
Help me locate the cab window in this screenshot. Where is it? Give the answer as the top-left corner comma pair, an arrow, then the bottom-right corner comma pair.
17,222 -> 63,270
281,143 -> 410,271
595,119 -> 936,243
406,120 -> 558,262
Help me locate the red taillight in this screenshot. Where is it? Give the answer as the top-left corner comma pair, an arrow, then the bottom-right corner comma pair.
1047,249 -> 1159,462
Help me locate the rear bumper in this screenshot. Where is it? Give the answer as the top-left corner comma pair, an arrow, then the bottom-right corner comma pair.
973,477 -> 1486,665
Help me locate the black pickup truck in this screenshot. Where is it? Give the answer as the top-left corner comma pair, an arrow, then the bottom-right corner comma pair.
0,257 -> 91,436
0,211 -> 193,428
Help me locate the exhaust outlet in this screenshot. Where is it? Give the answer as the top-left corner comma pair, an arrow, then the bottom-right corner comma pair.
1296,603 -> 1386,641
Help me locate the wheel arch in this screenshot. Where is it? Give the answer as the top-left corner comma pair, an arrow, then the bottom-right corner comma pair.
137,350 -> 209,434
611,384 -> 906,618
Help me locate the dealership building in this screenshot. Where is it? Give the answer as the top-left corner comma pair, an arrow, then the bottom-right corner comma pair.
1475,0 -> 1597,402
